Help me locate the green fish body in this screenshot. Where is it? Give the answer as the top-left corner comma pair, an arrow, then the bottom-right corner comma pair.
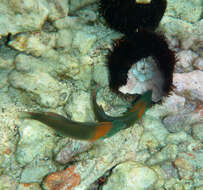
20,89 -> 152,141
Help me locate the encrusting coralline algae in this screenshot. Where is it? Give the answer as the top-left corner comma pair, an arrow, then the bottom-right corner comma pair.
0,0 -> 202,189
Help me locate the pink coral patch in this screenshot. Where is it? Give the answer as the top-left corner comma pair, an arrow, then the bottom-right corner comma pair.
44,166 -> 81,190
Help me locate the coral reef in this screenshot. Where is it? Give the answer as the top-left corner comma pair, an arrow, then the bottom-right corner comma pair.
0,0 -> 202,189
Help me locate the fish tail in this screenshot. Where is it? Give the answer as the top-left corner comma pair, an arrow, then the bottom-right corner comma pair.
19,111 -> 105,141
19,111 -> 51,121
19,112 -> 33,119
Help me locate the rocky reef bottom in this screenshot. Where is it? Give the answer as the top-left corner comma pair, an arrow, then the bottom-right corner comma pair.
0,0 -> 202,189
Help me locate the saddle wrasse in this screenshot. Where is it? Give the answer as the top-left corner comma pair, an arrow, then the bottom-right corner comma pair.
20,90 -> 152,141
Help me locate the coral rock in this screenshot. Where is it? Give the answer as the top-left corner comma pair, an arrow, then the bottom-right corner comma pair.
18,183 -> 41,190
56,139 -> 92,164
103,161 -> 158,190
173,70 -> 203,101
0,0 -> 48,35
175,50 -> 198,72
193,57 -> 203,71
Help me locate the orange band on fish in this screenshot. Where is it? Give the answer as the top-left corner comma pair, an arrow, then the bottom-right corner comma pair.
90,122 -> 113,141
138,101 -> 147,118
129,101 -> 144,113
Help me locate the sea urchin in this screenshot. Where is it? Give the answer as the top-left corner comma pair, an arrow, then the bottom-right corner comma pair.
107,30 -> 176,101
99,0 -> 167,34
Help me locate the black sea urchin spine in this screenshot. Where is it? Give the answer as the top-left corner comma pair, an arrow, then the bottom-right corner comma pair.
99,0 -> 167,34
107,30 -> 176,96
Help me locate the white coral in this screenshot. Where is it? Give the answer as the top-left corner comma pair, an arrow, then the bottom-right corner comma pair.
119,56 -> 164,102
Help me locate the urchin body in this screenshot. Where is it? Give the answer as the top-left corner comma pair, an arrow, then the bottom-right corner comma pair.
99,0 -> 167,34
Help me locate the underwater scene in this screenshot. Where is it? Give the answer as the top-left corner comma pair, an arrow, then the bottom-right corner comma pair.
0,0 -> 202,189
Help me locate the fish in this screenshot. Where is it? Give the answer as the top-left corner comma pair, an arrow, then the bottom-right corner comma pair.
19,89 -> 152,141
19,111 -> 112,141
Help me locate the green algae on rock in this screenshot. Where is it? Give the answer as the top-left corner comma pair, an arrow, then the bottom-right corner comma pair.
16,120 -> 56,166
103,162 -> 158,190
20,160 -> 57,183
0,175 -> 17,190
166,0 -> 202,23
8,70 -> 68,108
0,0 -> 48,36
